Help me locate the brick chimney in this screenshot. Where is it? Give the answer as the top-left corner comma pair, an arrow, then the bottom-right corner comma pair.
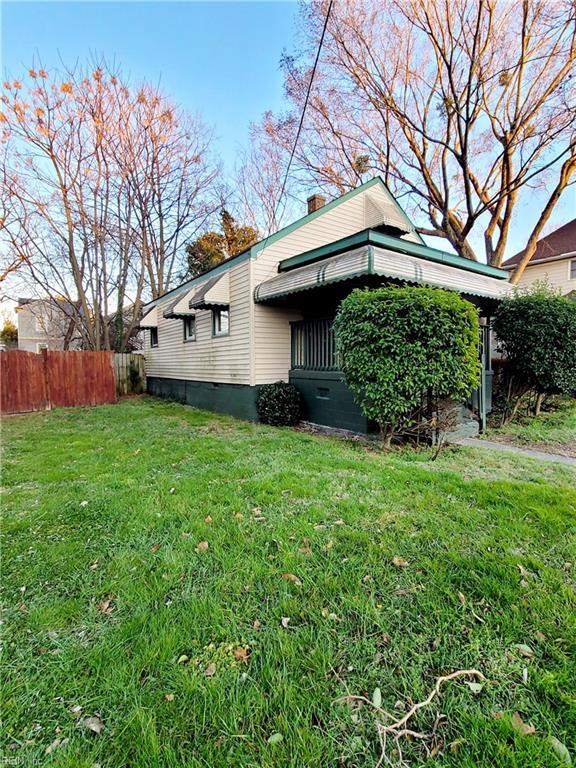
307,194 -> 326,215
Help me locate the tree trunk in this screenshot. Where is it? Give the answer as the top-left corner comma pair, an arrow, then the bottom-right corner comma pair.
380,423 -> 394,449
533,392 -> 545,416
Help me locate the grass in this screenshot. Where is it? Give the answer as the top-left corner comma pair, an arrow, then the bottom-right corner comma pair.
1,397 -> 575,768
485,397 -> 576,457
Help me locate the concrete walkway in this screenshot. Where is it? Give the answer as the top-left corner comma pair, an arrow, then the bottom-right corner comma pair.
453,437 -> 576,466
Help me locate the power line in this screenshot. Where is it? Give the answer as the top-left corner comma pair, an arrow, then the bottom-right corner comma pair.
271,0 -> 334,231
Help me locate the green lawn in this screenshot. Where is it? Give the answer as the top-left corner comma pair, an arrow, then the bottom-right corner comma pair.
2,398 -> 575,767
485,397 -> 576,457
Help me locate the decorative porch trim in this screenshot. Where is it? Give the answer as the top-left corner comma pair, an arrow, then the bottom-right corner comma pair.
279,229 -> 509,280
254,244 -> 511,303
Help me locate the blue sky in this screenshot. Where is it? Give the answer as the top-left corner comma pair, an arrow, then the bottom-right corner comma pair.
2,1 -> 298,171
1,1 -> 574,258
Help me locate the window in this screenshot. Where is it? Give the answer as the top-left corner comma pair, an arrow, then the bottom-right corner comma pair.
570,260 -> 576,280
150,327 -> 159,348
212,308 -> 229,337
183,316 -> 196,342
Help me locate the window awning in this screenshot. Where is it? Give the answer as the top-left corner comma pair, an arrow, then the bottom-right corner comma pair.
254,245 -> 511,303
139,306 -> 158,328
188,273 -> 230,310
163,291 -> 196,319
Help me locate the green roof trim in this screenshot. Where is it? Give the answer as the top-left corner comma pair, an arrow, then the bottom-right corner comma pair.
143,176 -> 423,310
251,176 -> 422,255
279,230 -> 509,280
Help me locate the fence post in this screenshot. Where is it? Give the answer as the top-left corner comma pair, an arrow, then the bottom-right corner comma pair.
41,348 -> 52,410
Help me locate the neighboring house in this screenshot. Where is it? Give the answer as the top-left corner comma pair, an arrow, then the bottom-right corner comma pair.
140,177 -> 511,433
16,298 -> 80,352
502,219 -> 576,297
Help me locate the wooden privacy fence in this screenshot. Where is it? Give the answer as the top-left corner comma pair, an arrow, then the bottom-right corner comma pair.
1,349 -> 117,414
114,353 -> 146,396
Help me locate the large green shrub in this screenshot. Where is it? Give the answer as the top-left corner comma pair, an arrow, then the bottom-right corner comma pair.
334,286 -> 480,445
256,381 -> 302,427
493,287 -> 576,420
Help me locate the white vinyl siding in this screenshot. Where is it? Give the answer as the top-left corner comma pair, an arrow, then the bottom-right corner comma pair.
144,260 -> 251,384
142,180 -> 432,387
251,183 -> 419,383
513,258 -> 575,296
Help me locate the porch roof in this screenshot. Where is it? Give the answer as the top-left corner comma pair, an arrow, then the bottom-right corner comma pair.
253,244 -> 511,304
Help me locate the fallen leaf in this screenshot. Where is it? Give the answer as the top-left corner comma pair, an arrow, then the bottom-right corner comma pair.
181,532 -> 191,539
89,560 -> 99,571
281,616 -> 290,628
164,693 -> 175,702
466,681 -> 484,694
70,704 -> 83,718
80,500 -> 88,508
535,630 -> 546,642
253,619 -> 261,629
151,543 -> 162,553
282,573 -> 302,586
458,591 -> 466,604
204,663 -> 216,677
80,715 -> 104,735
96,597 -> 114,615
234,512 -> 244,519
548,735 -> 571,766
334,518 -> 345,525
267,732 -> 283,745
511,712 -> 536,736
449,739 -> 466,754
392,556 -> 409,568
177,654 -> 189,664
134,448 -> 141,455
196,541 -> 209,552
45,738 -> 68,755
169,487 -> 176,494
233,647 -> 250,665
252,506 -> 262,514
204,515 -> 213,524
372,687 -> 382,708
513,643 -> 535,658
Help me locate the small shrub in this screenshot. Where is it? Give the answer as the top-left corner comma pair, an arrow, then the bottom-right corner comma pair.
334,286 -> 480,446
257,381 -> 302,427
493,286 -> 576,422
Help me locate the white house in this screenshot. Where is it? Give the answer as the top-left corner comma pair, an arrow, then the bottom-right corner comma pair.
502,219 -> 576,296
140,177 -> 510,432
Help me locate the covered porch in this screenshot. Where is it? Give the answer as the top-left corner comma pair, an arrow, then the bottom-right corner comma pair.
254,231 -> 509,434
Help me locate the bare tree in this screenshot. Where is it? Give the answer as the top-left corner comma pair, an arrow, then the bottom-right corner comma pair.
251,0 -> 575,280
236,117 -> 300,235
0,64 -> 220,349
